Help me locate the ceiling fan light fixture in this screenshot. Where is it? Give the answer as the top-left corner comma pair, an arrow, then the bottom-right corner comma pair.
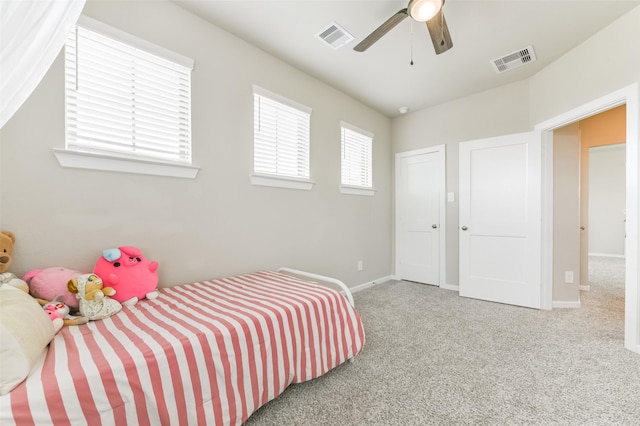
408,0 -> 443,22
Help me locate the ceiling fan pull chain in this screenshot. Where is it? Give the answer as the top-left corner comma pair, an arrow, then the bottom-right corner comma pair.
410,19 -> 414,65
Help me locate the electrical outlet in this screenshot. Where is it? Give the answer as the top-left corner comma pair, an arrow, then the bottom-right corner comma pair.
357,260 -> 363,271
565,271 -> 574,284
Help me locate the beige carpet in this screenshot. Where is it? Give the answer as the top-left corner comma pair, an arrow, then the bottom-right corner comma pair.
244,257 -> 640,425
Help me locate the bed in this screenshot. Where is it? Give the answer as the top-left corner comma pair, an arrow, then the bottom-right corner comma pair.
0,269 -> 365,425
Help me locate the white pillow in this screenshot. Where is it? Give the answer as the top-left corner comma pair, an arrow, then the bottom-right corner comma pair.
0,286 -> 56,395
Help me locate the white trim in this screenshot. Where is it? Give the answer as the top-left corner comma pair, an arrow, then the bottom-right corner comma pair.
552,300 -> 582,309
394,145 -> 447,287
339,185 -> 375,196
540,131 -> 554,310
252,85 -> 312,114
250,173 -> 315,191
350,275 -> 393,293
77,15 -> 194,69
535,82 -> 639,354
440,283 -> 459,292
340,121 -> 374,139
53,148 -> 200,179
588,253 -> 625,259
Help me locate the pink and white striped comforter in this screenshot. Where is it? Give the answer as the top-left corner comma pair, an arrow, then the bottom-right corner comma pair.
0,271 -> 365,425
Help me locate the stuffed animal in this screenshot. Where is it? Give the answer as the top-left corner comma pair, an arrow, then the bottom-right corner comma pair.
67,273 -> 122,320
0,231 -> 29,293
39,298 -> 88,326
41,304 -> 65,333
24,267 -> 83,312
93,246 -> 159,306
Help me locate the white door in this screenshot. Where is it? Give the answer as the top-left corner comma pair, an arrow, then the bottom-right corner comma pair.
459,132 -> 542,308
396,147 -> 444,285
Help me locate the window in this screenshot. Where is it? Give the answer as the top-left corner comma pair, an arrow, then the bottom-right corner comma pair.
251,85 -> 314,190
56,15 -> 198,178
340,121 -> 374,196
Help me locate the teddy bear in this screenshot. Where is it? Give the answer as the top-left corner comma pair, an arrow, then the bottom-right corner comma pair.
0,231 -> 29,293
67,273 -> 122,321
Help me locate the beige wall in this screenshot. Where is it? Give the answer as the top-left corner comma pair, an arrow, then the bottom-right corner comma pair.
552,123 -> 581,303
0,0 -> 392,288
392,6 -> 640,294
528,7 -> 640,126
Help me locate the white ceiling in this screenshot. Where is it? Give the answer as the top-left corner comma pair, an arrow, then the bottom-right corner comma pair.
171,0 -> 640,117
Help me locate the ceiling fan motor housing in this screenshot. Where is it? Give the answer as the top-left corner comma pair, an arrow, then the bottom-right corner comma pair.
408,0 -> 443,22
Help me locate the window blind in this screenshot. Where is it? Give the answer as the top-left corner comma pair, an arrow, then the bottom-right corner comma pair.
341,122 -> 373,188
253,86 -> 311,179
65,18 -> 193,164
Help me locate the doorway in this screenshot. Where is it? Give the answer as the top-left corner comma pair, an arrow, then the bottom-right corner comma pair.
580,106 -> 627,289
586,143 -> 626,305
536,83 -> 639,353
551,106 -> 626,306
587,143 -> 626,261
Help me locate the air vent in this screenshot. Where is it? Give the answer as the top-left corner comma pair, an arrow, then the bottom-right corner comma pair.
491,45 -> 537,73
315,22 -> 354,50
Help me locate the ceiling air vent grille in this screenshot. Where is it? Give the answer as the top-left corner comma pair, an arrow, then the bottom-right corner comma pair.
315,22 -> 354,50
491,45 -> 537,73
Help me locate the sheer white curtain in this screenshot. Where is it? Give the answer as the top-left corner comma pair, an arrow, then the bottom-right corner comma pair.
0,0 -> 85,128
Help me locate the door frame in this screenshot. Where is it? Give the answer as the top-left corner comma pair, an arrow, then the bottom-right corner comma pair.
394,145 -> 447,286
535,82 -> 639,353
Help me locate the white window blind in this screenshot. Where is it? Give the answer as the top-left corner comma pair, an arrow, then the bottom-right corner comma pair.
65,16 -> 194,164
253,86 -> 311,179
341,121 -> 373,188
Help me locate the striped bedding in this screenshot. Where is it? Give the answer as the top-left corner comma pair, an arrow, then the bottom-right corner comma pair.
0,271 -> 365,425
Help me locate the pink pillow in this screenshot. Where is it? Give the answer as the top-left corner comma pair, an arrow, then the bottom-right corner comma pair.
24,267 -> 83,310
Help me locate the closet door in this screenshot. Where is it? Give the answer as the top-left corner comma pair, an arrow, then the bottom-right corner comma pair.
396,146 -> 444,285
459,131 -> 542,308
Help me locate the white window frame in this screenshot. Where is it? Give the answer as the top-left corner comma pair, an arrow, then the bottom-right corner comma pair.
340,121 -> 375,196
55,15 -> 199,179
251,85 -> 315,191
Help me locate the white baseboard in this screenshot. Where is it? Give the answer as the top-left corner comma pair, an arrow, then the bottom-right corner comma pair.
440,283 -> 459,292
350,275 -> 393,293
589,253 -> 625,259
388,276 -> 459,292
552,300 -> 581,308
580,285 -> 591,292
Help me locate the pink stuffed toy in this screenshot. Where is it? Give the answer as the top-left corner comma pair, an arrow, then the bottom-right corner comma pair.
24,267 -> 83,311
93,246 -> 159,306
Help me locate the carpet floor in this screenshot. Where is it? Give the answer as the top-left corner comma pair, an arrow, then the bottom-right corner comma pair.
244,257 -> 640,425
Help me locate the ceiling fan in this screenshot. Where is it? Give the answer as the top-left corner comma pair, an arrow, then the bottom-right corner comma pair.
353,0 -> 453,55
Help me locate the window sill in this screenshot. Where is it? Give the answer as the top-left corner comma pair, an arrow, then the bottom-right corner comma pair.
53,149 -> 200,179
340,185 -> 376,196
250,173 -> 315,191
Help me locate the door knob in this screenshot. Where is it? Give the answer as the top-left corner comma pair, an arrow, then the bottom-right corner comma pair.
432,224 -> 438,229
580,226 -> 585,230
461,225 -> 468,231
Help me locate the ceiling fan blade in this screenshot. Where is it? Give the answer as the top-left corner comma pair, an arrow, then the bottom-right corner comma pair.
425,9 -> 453,55
353,8 -> 408,52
